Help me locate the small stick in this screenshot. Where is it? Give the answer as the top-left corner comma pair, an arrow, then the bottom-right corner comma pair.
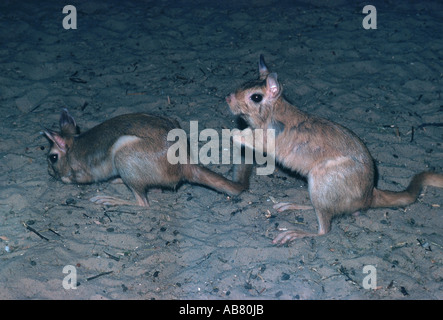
104,251 -> 120,261
48,228 -> 61,237
86,271 -> 114,282
23,222 -> 49,241
30,104 -> 42,113
81,102 -> 88,111
338,266 -> 357,285
61,203 -> 85,209
105,209 -> 137,215
69,77 -> 87,84
395,127 -> 400,140
103,212 -> 112,222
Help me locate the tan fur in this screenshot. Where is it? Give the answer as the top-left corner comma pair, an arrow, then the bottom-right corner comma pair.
226,55 -> 443,244
43,109 -> 251,207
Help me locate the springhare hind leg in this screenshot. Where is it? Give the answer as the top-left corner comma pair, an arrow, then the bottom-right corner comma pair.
272,208 -> 331,245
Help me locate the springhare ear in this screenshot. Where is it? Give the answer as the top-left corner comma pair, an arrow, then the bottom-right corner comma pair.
43,129 -> 67,153
259,54 -> 270,80
59,108 -> 79,136
266,73 -> 281,99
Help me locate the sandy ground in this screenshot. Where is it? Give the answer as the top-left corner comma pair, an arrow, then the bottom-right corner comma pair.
0,0 -> 442,300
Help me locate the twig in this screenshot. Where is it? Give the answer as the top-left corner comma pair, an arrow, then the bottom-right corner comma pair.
48,228 -> 61,237
81,102 -> 88,111
61,203 -> 85,209
30,104 -> 42,112
395,126 -> 400,139
86,271 -> 114,282
69,77 -> 87,83
338,266 -> 358,285
196,252 -> 213,266
104,251 -> 120,261
105,209 -> 137,215
103,212 -> 112,222
23,222 -> 49,241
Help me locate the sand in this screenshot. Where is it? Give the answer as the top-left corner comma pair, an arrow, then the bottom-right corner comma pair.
0,0 -> 442,300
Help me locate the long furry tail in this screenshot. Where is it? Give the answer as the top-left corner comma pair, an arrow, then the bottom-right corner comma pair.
371,172 -> 443,208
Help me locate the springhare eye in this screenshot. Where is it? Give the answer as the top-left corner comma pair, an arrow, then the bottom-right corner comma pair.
48,154 -> 58,164
250,94 -> 263,103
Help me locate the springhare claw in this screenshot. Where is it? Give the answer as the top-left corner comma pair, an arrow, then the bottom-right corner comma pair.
273,202 -> 313,212
90,195 -> 134,206
272,230 -> 317,245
